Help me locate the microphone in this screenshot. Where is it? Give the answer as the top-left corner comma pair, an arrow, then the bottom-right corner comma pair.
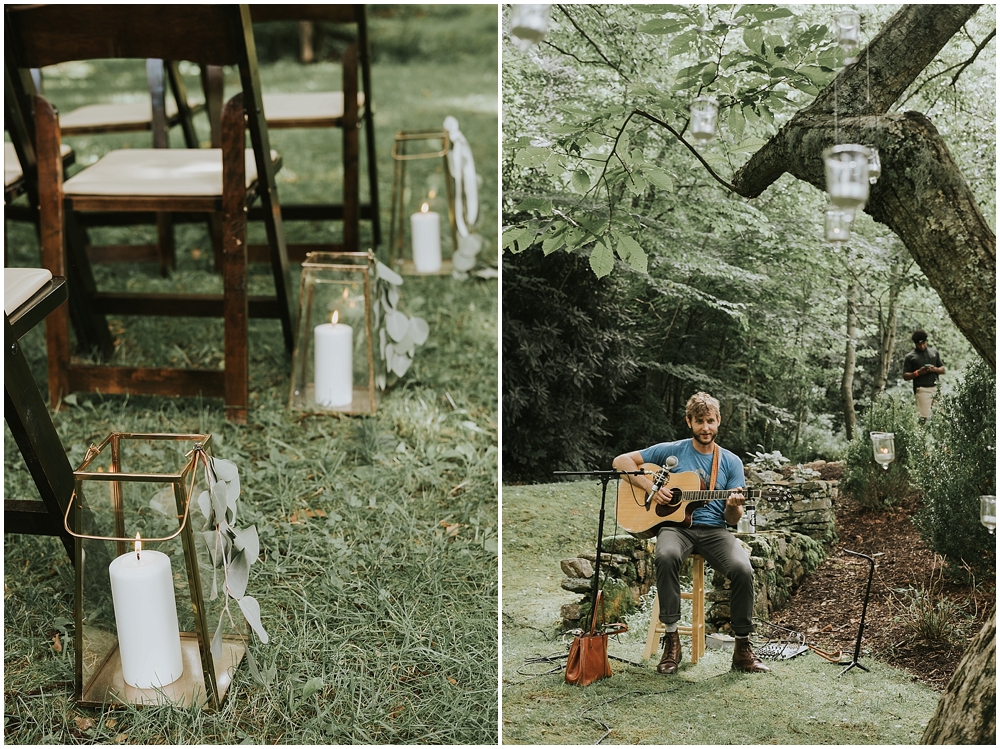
646,456 -> 678,509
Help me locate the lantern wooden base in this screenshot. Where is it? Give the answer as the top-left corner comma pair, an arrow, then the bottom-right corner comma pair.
393,258 -> 454,277
291,384 -> 376,415
80,631 -> 245,709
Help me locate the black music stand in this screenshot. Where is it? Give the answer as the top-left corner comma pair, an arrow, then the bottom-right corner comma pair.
552,469 -> 649,606
834,549 -> 875,676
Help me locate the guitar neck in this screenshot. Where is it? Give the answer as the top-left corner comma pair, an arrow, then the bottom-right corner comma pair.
678,489 -> 759,501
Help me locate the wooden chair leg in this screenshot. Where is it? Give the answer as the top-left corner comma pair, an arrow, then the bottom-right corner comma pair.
221,93 -> 249,423
342,44 -> 360,254
64,208 -> 114,359
156,212 -> 175,276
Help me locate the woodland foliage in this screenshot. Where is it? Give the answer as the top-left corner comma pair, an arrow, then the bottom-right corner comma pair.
502,4 -> 991,479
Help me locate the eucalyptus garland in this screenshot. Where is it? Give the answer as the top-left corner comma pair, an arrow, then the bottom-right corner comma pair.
374,260 -> 429,389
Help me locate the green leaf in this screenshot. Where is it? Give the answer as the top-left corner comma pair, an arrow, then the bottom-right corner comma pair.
226,550 -> 250,600
375,261 -> 403,286
233,524 -> 259,565
638,18 -> 690,35
386,309 -> 409,342
616,234 -> 648,273
728,106 -> 746,139
589,242 -> 615,278
743,27 -> 764,55
513,146 -> 549,168
210,479 -> 227,524
513,197 -> 552,214
197,490 -> 211,520
701,62 -> 718,86
572,169 -> 591,193
644,167 -> 674,192
545,153 -> 566,177
625,172 -> 648,196
409,317 -> 429,346
300,677 -> 324,700
212,457 -> 238,482
238,595 -> 269,644
211,614 -> 225,659
542,232 -> 566,256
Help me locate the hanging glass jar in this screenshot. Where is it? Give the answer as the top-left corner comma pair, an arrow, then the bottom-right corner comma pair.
825,207 -> 854,243
980,495 -> 996,534
869,431 -> 895,470
836,9 -> 861,62
823,144 -> 871,211
689,96 -> 719,142
510,4 -> 551,51
867,148 -> 882,184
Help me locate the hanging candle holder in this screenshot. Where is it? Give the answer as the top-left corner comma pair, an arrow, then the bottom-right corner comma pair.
289,251 -> 379,415
867,148 -> 882,184
509,4 -> 551,51
869,432 -> 895,470
836,9 -> 861,64
980,495 -> 996,534
825,207 -> 854,243
823,144 -> 871,211
63,433 -> 247,709
689,96 -> 719,142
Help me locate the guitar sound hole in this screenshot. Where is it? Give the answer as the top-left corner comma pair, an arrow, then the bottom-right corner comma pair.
656,489 -> 682,517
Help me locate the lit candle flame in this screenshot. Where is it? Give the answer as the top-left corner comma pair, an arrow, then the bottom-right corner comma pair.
880,447 -> 888,454
331,310 -> 339,325
420,202 -> 429,214
134,532 -> 142,560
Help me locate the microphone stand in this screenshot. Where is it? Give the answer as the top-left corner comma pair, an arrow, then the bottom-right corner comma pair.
833,549 -> 875,676
552,469 -> 649,620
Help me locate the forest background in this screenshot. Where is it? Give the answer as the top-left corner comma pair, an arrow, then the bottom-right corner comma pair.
501,3 -> 994,481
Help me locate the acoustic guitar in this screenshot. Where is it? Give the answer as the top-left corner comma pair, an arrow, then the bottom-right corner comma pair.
616,463 -> 791,539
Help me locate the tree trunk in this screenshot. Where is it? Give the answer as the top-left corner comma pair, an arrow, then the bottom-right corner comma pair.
732,5 -> 995,369
841,280 -> 857,439
872,258 -> 904,395
921,607 -> 996,744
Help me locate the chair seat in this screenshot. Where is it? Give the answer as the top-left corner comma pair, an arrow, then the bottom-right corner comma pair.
58,99 -> 190,132
262,91 -> 365,127
5,267 -> 53,315
63,148 -> 279,198
5,142 -> 74,187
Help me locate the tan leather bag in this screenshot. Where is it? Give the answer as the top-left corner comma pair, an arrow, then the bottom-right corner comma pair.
565,590 -> 613,686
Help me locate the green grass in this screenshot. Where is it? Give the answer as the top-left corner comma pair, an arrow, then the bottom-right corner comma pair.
4,6 -> 497,744
501,482 -> 942,745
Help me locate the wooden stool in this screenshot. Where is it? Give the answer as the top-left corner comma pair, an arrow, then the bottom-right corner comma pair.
643,553 -> 706,663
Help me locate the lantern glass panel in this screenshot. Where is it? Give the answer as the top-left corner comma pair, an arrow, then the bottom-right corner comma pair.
825,207 -> 854,243
836,10 -> 860,50
69,433 -> 245,708
980,495 -> 996,534
290,252 -> 378,415
510,4 -> 550,50
689,96 -> 719,142
823,144 -> 871,210
869,431 -> 895,470
868,147 -> 882,184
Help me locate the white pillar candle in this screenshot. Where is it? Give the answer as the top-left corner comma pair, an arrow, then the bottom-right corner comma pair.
410,202 -> 442,273
314,310 -> 353,407
108,541 -> 184,689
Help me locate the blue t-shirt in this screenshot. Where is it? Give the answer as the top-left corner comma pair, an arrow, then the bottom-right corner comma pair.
639,439 -> 746,528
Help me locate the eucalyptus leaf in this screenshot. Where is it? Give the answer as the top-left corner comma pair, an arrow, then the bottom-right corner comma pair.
226,550 -> 250,600
210,479 -> 228,523
452,250 -> 477,272
300,676 -> 325,700
376,373 -> 386,390
379,327 -> 387,358
238,595 -> 269,644
211,614 -> 225,659
212,458 -> 239,482
375,260 -> 403,286
197,489 -> 211,520
202,530 -> 221,567
388,286 -> 400,308
234,525 -> 260,565
458,233 -> 484,254
386,310 -> 409,342
391,352 -> 413,377
409,317 -> 429,346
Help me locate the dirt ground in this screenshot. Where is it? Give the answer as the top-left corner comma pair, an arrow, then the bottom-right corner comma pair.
768,463 -> 994,690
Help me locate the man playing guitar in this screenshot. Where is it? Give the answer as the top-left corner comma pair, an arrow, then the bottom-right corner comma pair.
613,392 -> 770,675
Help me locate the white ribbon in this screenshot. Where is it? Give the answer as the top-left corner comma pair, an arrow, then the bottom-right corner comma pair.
444,116 -> 478,237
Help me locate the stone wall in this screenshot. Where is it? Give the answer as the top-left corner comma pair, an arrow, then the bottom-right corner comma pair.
559,474 -> 839,631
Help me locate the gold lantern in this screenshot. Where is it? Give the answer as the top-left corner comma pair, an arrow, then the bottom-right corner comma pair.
64,433 -> 247,709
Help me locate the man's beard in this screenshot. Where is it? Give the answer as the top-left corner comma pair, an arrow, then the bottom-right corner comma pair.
694,431 -> 716,446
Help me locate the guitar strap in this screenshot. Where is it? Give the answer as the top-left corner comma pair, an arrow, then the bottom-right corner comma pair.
709,444 -> 720,491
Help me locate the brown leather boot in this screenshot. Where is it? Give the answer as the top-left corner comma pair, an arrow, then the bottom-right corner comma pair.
657,630 -> 682,674
732,636 -> 771,673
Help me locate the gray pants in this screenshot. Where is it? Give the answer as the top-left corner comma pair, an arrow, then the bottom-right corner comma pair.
654,525 -> 755,636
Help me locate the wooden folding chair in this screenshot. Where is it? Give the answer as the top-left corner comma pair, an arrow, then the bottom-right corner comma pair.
5,4 -> 295,424
250,5 -> 379,257
4,268 -> 75,560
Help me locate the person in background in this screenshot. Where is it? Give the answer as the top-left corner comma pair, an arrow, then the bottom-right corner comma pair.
902,330 -> 945,424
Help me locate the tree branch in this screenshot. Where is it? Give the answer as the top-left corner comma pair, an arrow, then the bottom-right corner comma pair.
950,27 -> 996,85
555,4 -> 630,83
631,110 -> 738,193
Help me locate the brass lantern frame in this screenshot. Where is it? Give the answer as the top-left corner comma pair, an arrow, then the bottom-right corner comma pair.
388,129 -> 459,274
63,432 -> 246,709
289,250 -> 379,415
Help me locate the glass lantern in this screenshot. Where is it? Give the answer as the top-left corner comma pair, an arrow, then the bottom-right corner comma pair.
870,432 -> 895,470
825,207 -> 854,243
64,433 -> 246,709
836,9 -> 861,62
689,96 -> 719,142
388,130 -> 459,275
289,251 -> 379,415
980,495 -> 996,534
823,144 -> 871,211
510,4 -> 551,51
867,148 -> 882,184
